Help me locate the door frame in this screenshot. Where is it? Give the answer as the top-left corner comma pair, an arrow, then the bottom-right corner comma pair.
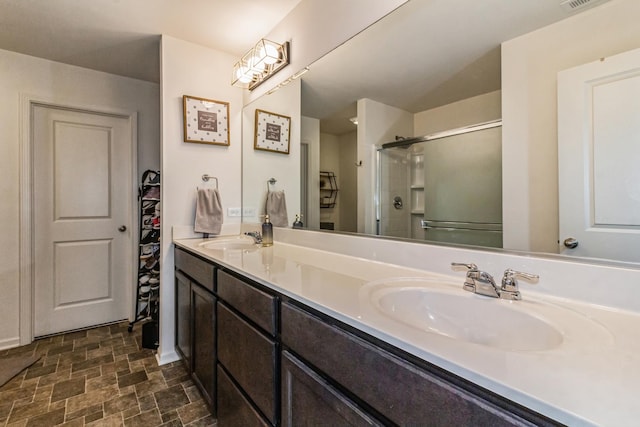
19,94 -> 138,345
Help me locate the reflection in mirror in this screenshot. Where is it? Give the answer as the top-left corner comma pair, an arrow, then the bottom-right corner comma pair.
378,122 -> 502,247
242,0 -> 640,265
242,79 -> 301,227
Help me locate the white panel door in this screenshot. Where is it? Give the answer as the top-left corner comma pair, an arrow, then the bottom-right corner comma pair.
33,105 -> 133,336
558,48 -> 640,263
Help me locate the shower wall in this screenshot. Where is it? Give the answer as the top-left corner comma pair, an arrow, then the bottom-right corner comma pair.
379,148 -> 411,238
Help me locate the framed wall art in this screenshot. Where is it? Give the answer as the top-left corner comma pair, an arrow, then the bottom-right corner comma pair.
254,109 -> 291,154
183,95 -> 230,146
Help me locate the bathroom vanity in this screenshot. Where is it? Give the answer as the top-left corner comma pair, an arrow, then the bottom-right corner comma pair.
174,230 -> 640,426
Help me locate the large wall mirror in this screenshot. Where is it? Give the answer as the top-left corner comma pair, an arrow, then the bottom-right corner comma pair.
242,0 -> 640,265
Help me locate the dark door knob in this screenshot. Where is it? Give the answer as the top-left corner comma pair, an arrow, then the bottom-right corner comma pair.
118,225 -> 127,232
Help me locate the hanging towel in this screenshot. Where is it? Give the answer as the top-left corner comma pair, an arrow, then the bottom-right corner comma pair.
194,188 -> 223,235
266,191 -> 288,227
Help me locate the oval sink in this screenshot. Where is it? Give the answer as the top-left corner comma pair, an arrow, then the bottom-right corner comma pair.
198,235 -> 259,251
359,277 -> 584,352
371,286 -> 562,351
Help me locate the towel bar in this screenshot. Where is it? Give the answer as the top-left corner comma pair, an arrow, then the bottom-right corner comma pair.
201,174 -> 219,189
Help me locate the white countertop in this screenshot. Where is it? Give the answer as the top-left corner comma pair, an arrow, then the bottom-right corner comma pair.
174,236 -> 640,426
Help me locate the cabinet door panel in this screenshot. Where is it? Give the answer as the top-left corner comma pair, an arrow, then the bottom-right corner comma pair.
175,271 -> 191,370
218,303 -> 277,424
192,284 -> 216,410
218,365 -> 270,427
217,270 -> 277,335
175,248 -> 214,291
282,351 -> 383,427
282,302 -> 538,427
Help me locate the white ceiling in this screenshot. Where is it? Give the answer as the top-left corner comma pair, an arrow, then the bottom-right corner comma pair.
0,0 -> 610,136
301,0 -> 611,135
0,0 -> 302,83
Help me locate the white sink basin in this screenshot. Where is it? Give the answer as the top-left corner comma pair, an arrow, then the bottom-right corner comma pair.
362,277 -> 610,352
198,235 -> 260,251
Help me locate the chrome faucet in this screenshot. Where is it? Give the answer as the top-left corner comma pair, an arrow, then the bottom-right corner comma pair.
499,269 -> 539,300
451,263 -> 500,298
451,263 -> 539,300
244,231 -> 262,244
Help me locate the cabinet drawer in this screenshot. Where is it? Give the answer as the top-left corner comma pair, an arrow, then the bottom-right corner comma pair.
217,269 -> 277,335
218,303 -> 277,424
218,365 -> 269,427
281,302 -> 538,427
281,351 -> 383,427
175,248 -> 214,291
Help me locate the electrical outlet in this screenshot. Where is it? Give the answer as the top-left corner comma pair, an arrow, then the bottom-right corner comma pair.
243,207 -> 256,217
227,207 -> 241,217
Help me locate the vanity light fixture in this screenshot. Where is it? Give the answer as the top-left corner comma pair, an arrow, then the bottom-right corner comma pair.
232,39 -> 290,90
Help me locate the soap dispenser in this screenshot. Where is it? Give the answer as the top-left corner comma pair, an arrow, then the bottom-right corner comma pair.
293,214 -> 304,229
262,214 -> 273,247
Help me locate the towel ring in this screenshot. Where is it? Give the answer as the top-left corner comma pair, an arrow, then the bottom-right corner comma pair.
266,177 -> 277,192
202,174 -> 219,189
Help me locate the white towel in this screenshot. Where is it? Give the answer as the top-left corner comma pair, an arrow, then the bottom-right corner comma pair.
266,191 -> 288,227
194,188 -> 223,235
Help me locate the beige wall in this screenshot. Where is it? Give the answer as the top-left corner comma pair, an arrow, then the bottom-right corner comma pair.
319,133 -> 341,229
357,98 -> 413,234
301,116 -> 320,229
414,90 -> 501,136
159,35 -> 244,363
0,48 -> 159,349
501,0 -> 640,254
338,131 -> 358,232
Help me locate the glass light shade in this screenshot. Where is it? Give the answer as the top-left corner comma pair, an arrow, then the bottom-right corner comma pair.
255,39 -> 282,67
259,43 -> 280,65
235,66 -> 252,83
250,56 -> 265,74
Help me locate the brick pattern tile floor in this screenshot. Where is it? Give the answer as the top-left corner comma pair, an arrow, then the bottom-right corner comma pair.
0,321 -> 216,427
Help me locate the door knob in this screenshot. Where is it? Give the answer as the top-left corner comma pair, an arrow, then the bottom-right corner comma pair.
563,237 -> 578,249
118,225 -> 127,232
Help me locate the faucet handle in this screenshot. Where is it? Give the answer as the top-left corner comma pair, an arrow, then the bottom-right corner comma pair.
500,269 -> 539,300
452,263 -> 481,293
451,262 -> 478,271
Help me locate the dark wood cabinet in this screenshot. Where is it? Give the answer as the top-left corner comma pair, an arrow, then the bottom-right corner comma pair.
281,350 -> 383,427
174,248 -> 216,413
192,283 -> 216,409
175,270 -> 191,369
217,365 -> 270,427
216,269 -> 279,426
217,269 -> 277,336
174,246 -> 559,427
281,301 -> 557,427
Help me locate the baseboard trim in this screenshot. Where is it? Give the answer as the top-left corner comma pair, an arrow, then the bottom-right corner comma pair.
0,337 -> 21,351
156,349 -> 181,366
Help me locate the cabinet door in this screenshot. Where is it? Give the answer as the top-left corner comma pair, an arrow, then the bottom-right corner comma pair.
282,351 -> 383,427
218,303 -> 277,424
192,284 -> 216,411
218,365 -> 270,427
175,271 -> 191,370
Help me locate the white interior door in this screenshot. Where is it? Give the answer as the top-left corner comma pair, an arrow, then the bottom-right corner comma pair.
558,48 -> 640,263
33,105 -> 133,336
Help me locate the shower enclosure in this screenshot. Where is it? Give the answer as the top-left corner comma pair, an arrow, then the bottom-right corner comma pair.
377,121 -> 503,248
